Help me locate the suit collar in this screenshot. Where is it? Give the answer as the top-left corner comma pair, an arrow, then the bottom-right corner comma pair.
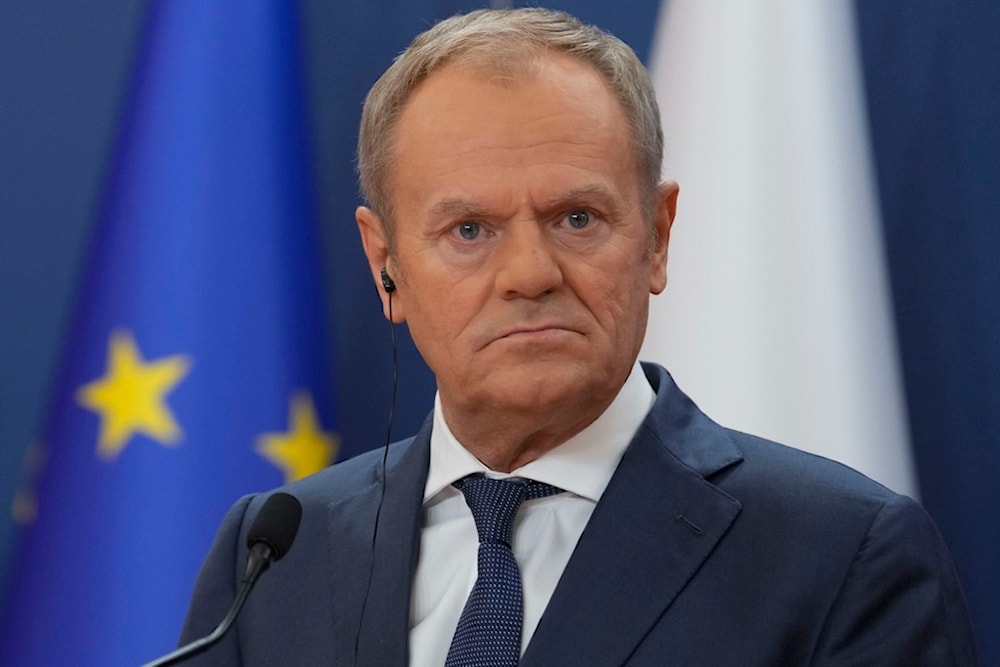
521,363 -> 744,666
638,362 -> 744,478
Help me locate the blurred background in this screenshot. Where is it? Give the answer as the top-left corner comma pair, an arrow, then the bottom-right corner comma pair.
1,1 -> 997,664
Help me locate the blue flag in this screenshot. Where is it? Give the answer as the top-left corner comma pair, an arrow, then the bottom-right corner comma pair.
0,1 -> 335,664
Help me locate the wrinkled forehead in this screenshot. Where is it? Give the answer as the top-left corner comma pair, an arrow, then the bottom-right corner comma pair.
390,53 -> 644,227
394,49 -> 630,167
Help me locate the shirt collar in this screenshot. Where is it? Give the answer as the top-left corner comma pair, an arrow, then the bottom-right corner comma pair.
424,362 -> 655,503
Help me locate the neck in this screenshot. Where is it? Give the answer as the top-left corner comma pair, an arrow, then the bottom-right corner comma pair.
441,397 -> 614,473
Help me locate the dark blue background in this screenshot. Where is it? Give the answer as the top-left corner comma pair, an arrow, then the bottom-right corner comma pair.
2,1 -> 996,662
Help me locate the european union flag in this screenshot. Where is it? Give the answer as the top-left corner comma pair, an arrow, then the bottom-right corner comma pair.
0,2 -> 335,664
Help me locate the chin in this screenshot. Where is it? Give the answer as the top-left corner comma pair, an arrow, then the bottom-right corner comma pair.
477,364 -> 603,412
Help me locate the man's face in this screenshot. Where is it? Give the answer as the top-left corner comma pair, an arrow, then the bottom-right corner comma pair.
359,52 -> 677,429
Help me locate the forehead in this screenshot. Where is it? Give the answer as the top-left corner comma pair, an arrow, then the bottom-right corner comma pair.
389,52 -> 639,211
399,50 -> 625,141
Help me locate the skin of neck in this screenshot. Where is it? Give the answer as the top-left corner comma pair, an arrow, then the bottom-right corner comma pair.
438,376 -> 623,472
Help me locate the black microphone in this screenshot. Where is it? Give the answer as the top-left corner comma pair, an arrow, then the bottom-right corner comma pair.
141,492 -> 303,667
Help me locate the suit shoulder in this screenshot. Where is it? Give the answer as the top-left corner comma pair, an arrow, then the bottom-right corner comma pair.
708,431 -> 954,597
271,437 -> 417,507
716,428 -> 907,523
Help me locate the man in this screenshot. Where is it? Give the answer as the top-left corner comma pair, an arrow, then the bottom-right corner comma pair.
180,8 -> 978,665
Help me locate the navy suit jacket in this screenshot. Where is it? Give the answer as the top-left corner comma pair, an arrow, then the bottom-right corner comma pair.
179,363 -> 978,665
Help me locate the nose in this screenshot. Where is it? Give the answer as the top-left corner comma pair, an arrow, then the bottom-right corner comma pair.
494,220 -> 563,299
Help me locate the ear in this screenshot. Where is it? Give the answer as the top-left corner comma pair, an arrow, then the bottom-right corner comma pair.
649,181 -> 679,295
356,206 -> 406,322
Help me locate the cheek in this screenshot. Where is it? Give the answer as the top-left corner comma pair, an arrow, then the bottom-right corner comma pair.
403,280 -> 480,349
580,266 -> 650,341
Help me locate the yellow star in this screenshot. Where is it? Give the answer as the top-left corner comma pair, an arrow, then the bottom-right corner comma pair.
256,392 -> 337,483
76,330 -> 193,460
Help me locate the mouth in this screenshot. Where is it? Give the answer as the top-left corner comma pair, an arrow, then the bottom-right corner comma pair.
485,323 -> 582,348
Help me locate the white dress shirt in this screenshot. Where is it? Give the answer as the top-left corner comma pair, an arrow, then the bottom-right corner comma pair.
408,363 -> 656,665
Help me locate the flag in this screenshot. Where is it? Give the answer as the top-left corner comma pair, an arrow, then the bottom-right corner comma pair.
0,1 -> 335,664
641,2 -> 915,495
638,1 -> 998,661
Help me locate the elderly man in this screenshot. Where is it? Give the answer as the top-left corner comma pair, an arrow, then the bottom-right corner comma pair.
180,8 -> 978,665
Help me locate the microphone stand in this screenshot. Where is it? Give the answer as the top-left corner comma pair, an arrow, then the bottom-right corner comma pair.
140,543 -> 272,667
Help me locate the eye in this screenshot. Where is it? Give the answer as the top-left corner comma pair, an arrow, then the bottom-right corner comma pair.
456,222 -> 481,240
565,210 -> 591,229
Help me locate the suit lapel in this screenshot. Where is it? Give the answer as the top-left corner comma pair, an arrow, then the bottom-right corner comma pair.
326,418 -> 432,667
521,365 -> 744,666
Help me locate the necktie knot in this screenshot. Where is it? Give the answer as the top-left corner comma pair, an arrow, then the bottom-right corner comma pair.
453,475 -> 562,547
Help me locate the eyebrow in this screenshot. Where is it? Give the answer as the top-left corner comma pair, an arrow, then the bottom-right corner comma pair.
539,184 -> 618,213
429,198 -> 493,220
429,184 -> 620,220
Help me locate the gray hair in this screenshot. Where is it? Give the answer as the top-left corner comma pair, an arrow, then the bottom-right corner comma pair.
357,7 -> 663,247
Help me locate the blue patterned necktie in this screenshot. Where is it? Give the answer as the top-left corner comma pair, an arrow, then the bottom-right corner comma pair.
444,475 -> 563,667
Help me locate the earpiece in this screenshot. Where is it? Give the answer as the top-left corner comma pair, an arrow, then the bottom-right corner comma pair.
380,267 -> 396,294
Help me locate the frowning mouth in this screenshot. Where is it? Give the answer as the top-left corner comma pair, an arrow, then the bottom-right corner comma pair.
483,323 -> 582,349
501,325 -> 563,337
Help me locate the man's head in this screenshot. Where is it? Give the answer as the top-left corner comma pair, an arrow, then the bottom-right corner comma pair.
355,8 -> 678,469
357,7 -> 665,249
